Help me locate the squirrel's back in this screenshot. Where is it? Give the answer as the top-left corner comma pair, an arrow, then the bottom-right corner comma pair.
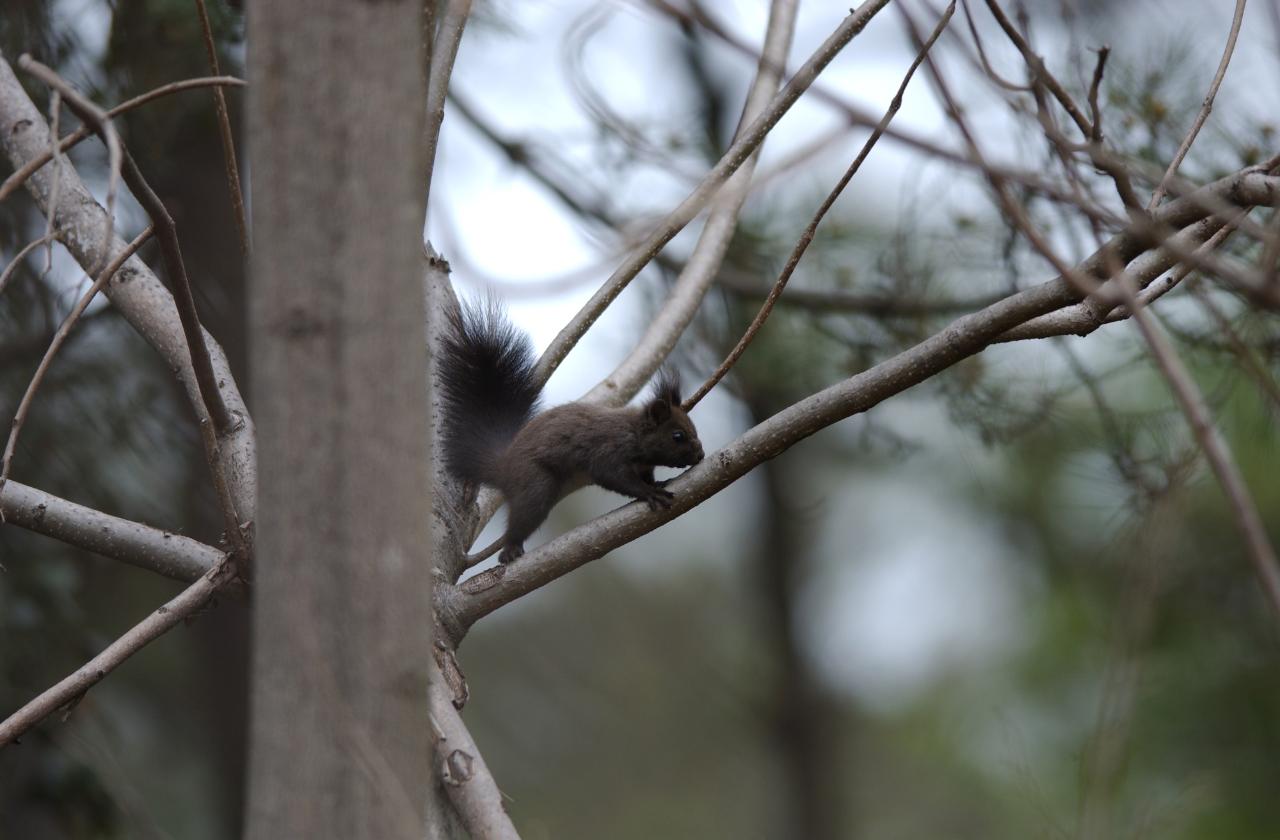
438,299 -> 542,485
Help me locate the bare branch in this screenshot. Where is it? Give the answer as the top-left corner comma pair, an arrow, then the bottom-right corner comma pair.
1118,276 -> 1280,621
0,480 -> 223,583
1087,46 -> 1110,143
0,55 -> 257,523
20,56 -> 236,436
439,165 -> 1280,633
995,218 -> 1234,342
980,0 -> 1092,137
0,554 -> 232,747
684,1 -> 955,411
428,671 -> 520,840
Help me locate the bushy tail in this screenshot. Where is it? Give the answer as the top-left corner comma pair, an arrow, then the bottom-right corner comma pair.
438,298 -> 541,485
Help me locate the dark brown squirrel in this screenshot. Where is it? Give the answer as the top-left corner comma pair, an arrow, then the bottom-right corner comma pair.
439,300 -> 705,564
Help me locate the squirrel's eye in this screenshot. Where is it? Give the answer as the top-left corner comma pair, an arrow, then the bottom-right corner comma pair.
672,430 -> 685,442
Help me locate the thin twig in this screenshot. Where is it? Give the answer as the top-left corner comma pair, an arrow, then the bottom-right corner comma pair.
535,0 -> 892,387
684,1 -> 956,410
1087,46 -> 1110,143
0,553 -> 232,747
980,0 -> 1092,137
0,75 -> 246,204
585,0 -> 800,405
956,0 -> 1028,92
193,0 -> 250,254
1147,0 -> 1247,210
17,55 -> 121,274
0,232 -> 58,297
0,226 -> 153,493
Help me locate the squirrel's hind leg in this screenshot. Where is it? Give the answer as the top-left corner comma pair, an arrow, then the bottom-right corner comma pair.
499,469 -> 560,564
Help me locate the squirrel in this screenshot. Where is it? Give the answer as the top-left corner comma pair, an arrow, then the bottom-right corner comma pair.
438,299 -> 705,565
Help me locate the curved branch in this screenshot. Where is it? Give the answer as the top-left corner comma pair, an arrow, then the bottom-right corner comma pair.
0,54 -> 257,523
0,75 -> 246,204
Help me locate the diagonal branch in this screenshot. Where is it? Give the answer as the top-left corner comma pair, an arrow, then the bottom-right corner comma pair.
0,553 -> 233,747
428,669 -> 520,839
1117,273 -> 1280,620
424,0 -> 472,211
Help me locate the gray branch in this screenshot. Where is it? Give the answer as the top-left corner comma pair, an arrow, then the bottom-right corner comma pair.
1,480 -> 223,583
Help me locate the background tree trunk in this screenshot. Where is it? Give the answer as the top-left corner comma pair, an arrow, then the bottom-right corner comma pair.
243,2 -> 435,837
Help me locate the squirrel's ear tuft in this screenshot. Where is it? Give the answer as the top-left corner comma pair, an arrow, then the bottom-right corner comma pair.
645,398 -> 672,424
651,367 -> 682,407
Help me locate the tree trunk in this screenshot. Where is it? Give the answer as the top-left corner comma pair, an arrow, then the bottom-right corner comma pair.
244,2 -> 434,838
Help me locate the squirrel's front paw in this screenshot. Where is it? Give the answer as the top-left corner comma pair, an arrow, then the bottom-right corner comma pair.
499,544 -> 525,564
645,489 -> 675,511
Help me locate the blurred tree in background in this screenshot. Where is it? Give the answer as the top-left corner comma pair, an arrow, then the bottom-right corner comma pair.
2,1 -> 1278,838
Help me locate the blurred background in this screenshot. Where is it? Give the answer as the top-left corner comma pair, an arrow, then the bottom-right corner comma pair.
2,1 -> 1279,838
